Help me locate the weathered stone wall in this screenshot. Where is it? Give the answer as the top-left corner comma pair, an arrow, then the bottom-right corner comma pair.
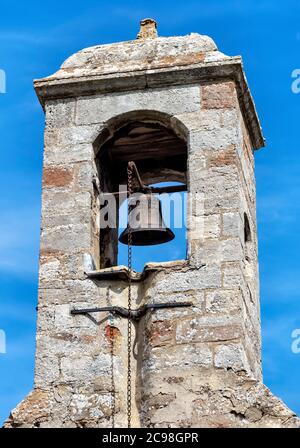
5,28 -> 299,428
137,80 -> 262,426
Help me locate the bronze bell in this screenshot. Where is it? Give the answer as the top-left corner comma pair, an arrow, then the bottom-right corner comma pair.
119,193 -> 175,246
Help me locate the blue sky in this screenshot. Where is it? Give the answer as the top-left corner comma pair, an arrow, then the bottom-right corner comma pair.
0,0 -> 300,425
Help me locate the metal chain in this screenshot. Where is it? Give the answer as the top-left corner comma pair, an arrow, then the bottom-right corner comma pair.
127,163 -> 133,429
107,287 -> 116,429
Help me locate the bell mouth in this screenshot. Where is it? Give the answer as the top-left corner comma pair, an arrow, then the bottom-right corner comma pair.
119,227 -> 175,246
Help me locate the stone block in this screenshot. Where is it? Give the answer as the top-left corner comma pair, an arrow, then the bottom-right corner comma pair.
43,167 -> 74,188
214,343 -> 250,373
45,98 -> 76,128
204,193 -> 240,214
189,126 -> 238,151
36,331 -> 104,361
144,344 -> 213,371
41,191 -> 91,214
44,124 -> 101,148
75,86 -> 201,125
208,145 -> 237,167
175,109 -> 237,133
223,264 -> 244,288
204,214 -> 221,239
39,258 -> 61,282
69,393 -> 112,421
35,354 -> 60,387
36,306 -> 55,332
202,81 -> 237,109
189,166 -> 239,202
190,238 -> 243,266
43,143 -> 93,166
155,266 -> 221,293
221,238 -> 244,262
53,302 -> 101,331
60,354 -> 122,383
175,315 -> 242,344
222,212 -> 243,239
41,209 -> 90,229
176,319 -> 242,344
38,287 -> 68,306
54,304 -> 76,329
40,224 -> 91,252
206,290 -> 240,314
147,320 -> 174,347
74,161 -> 94,191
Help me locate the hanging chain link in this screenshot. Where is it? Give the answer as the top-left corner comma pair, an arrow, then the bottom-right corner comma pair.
107,287 -> 116,429
127,163 -> 133,429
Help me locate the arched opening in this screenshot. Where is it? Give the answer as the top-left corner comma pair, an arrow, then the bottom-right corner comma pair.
94,111 -> 188,270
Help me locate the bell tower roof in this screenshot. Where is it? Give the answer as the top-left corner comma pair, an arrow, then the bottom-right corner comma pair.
37,29 -> 221,81
34,20 -> 265,149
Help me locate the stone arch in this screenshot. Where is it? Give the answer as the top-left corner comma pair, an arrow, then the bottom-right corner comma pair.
92,110 -> 189,269
93,109 -> 189,156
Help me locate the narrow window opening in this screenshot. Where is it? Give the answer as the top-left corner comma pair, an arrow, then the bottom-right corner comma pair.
244,212 -> 253,266
244,212 -> 252,243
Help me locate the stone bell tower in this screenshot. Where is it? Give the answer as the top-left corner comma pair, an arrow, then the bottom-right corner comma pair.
5,20 -> 299,428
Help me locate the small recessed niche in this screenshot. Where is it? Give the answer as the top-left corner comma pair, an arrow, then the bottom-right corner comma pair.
244,212 -> 251,243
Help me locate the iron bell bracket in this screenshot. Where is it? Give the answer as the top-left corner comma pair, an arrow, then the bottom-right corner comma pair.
70,301 -> 192,322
